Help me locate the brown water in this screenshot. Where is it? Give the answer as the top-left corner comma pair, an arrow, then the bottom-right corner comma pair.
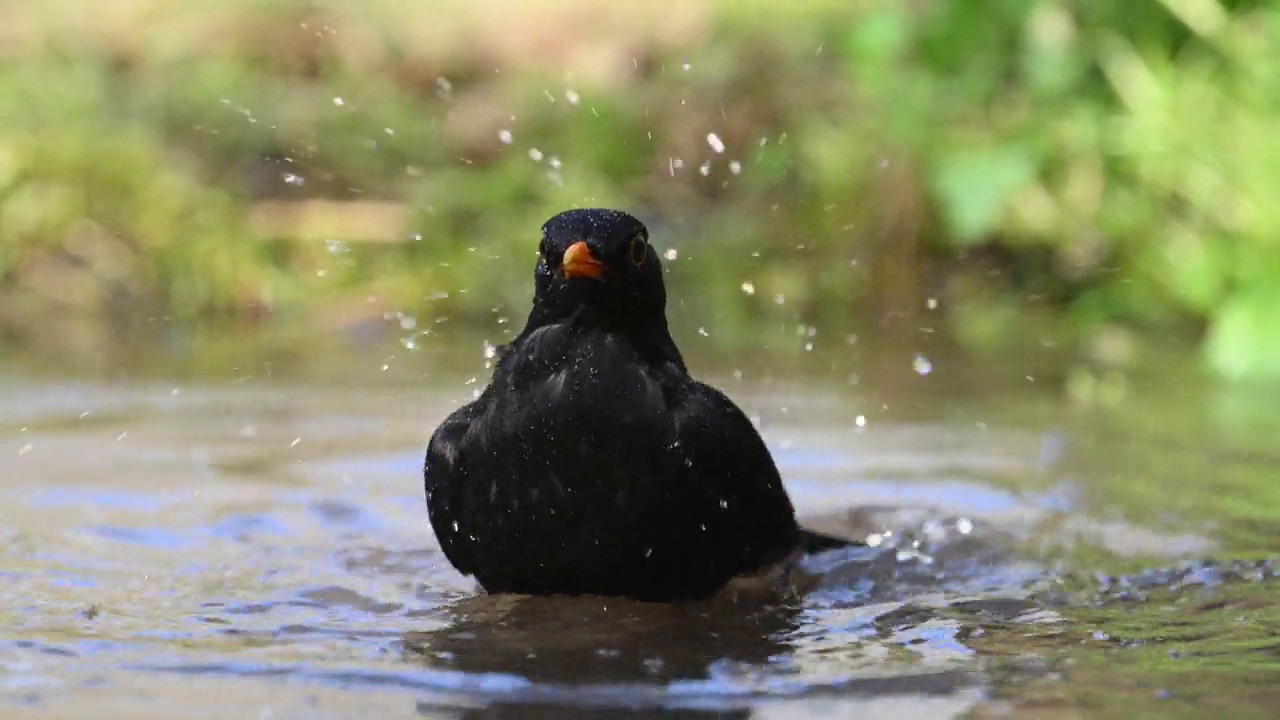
2,325 -> 1279,719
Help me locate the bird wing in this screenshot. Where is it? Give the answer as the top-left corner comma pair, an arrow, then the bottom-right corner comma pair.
672,382 -> 859,558
423,398 -> 486,577
666,380 -> 802,573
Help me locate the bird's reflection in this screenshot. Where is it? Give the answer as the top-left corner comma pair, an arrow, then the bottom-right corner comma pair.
403,592 -> 801,718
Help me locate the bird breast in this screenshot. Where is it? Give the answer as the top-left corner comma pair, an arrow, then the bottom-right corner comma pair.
505,324 -> 670,426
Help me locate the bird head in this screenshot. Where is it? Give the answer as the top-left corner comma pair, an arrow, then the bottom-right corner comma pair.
532,208 -> 667,322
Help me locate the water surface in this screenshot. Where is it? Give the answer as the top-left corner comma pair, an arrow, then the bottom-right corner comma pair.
2,328 -> 1278,719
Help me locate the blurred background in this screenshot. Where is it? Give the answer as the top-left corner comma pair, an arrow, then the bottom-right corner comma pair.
5,3 -> 1280,717
4,0 -> 1279,387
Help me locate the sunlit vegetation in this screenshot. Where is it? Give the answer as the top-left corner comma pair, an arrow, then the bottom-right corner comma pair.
1,0 -> 1277,378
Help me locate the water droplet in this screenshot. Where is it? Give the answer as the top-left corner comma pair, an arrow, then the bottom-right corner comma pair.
282,173 -> 305,186
774,294 -> 786,305
682,62 -> 692,71
855,415 -> 867,428
17,443 -> 32,456
957,518 -> 974,534
740,281 -> 755,296
706,133 -> 725,154
332,97 -> 345,106
398,315 -> 417,330
926,297 -> 938,310
728,160 -> 742,175
325,239 -> 350,254
719,499 -> 728,509
804,342 -> 814,352
384,127 -> 396,136
548,156 -> 562,169
698,327 -> 709,337
565,89 -> 580,105
409,233 -> 423,242
483,342 -> 497,359
498,129 -> 513,144
290,437 -> 301,447
401,337 -> 417,350
528,148 -> 544,162
663,248 -> 678,261
913,354 -> 933,375
699,161 -> 711,176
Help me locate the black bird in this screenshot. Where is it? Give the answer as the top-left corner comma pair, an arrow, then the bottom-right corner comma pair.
424,208 -> 850,602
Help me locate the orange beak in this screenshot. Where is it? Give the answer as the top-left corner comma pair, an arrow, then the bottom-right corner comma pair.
561,241 -> 604,280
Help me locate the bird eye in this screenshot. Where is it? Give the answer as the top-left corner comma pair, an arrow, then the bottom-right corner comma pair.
628,233 -> 647,267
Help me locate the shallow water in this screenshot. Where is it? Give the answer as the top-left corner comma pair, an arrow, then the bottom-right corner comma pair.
2,328 -> 1279,719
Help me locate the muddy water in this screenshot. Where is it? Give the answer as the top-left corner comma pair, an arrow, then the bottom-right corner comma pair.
2,329 -> 1278,719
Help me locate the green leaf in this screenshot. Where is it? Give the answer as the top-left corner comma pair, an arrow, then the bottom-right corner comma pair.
932,146 -> 1037,243
845,6 -> 910,66
1159,231 -> 1226,314
1206,285 -> 1280,380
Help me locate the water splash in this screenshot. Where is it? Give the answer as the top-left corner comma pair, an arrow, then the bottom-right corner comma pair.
913,354 -> 933,376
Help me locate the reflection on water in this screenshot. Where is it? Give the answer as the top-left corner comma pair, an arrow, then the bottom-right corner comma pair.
2,328 -> 1279,719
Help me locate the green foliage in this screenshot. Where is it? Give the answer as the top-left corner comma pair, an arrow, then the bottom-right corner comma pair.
933,146 -> 1038,243
1,0 -> 1278,378
0,61 -> 265,324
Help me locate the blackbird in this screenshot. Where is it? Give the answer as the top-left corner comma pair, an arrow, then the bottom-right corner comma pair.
424,208 -> 850,602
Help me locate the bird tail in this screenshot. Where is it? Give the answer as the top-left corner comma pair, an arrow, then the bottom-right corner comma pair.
797,528 -> 859,554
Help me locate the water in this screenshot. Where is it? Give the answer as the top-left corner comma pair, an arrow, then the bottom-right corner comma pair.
2,326 -> 1279,719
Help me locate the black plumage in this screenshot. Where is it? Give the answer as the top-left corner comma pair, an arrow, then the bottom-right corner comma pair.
424,208 -> 847,602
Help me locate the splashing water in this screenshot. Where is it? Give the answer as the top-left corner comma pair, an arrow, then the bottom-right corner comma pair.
913,354 -> 933,376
